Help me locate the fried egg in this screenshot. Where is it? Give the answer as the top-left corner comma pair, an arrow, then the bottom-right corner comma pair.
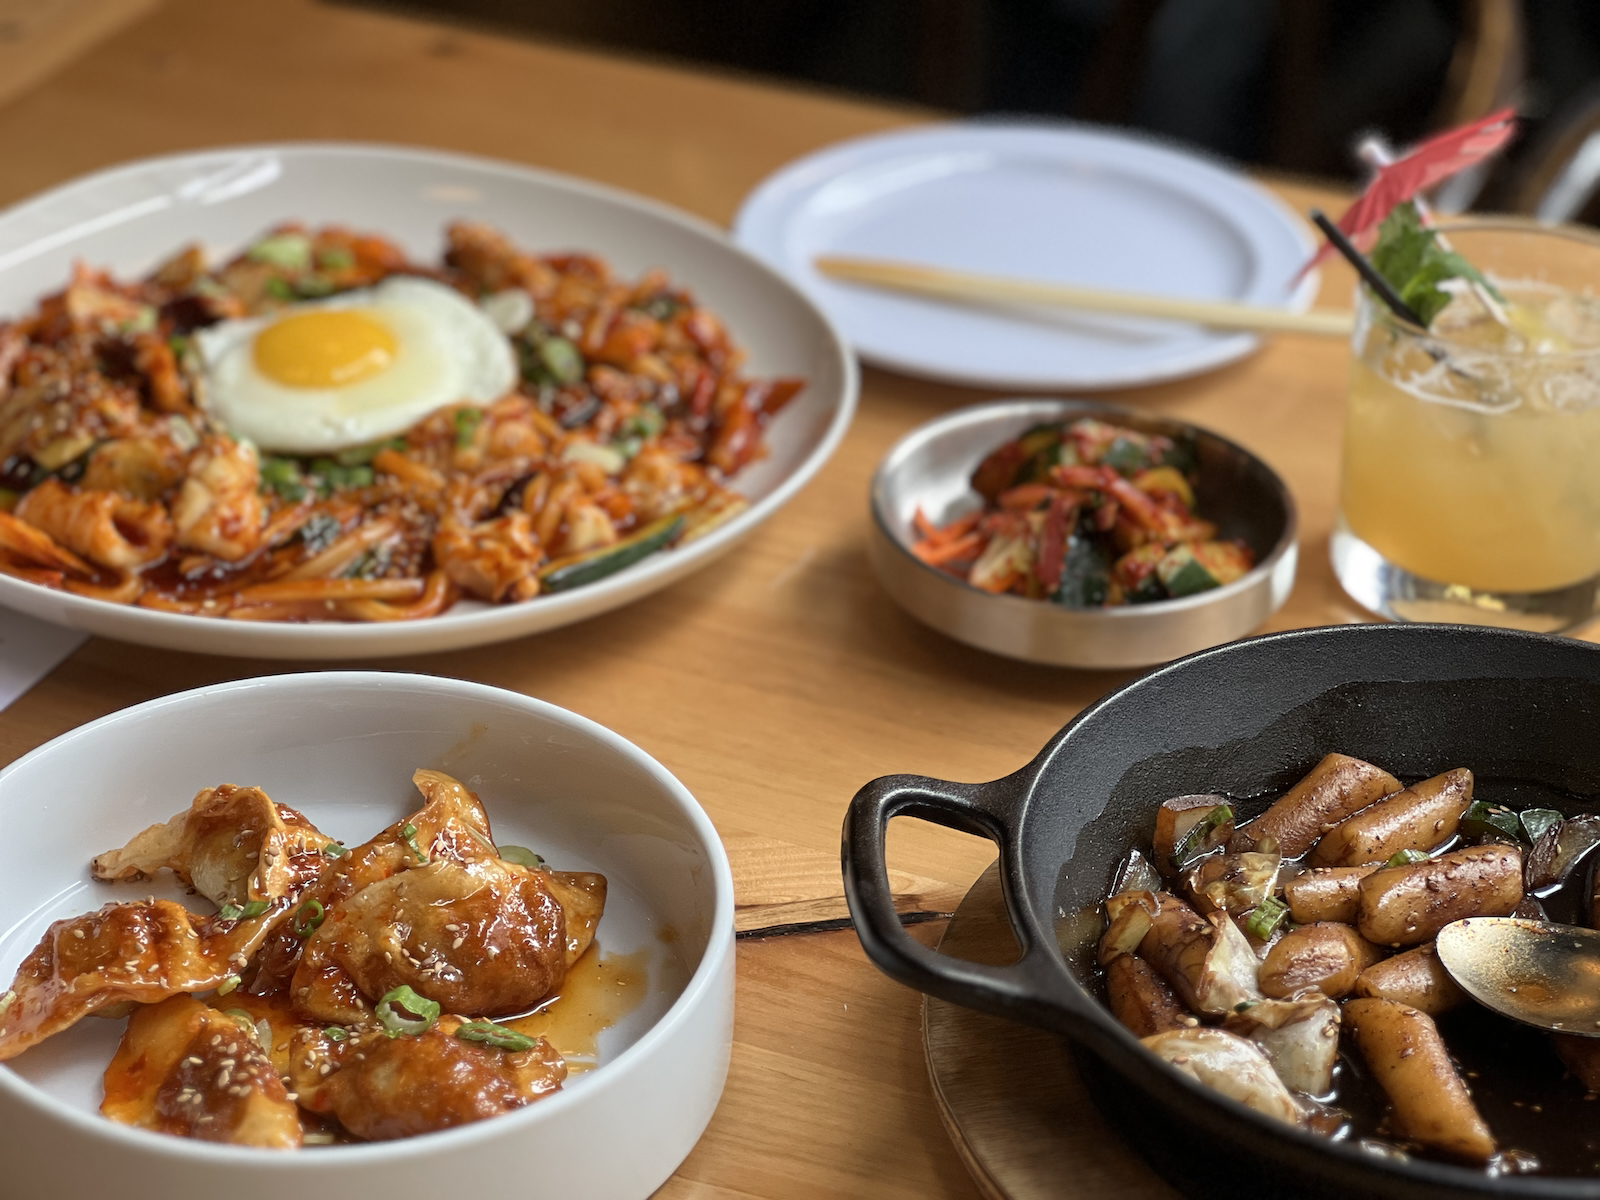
195,276 -> 517,454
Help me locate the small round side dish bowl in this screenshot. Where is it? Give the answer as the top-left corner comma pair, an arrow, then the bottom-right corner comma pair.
868,398 -> 1297,669
0,673 -> 735,1200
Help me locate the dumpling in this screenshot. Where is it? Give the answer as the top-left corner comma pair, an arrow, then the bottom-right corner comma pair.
286,1015 -> 563,1140
0,899 -> 286,1060
102,995 -> 301,1148
92,783 -> 334,907
287,770 -> 605,1022
294,856 -> 570,1020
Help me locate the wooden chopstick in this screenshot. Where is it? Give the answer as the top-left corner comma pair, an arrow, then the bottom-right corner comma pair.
813,256 -> 1354,338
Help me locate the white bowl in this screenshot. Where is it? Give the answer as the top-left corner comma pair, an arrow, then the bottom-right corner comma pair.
0,143 -> 858,658
0,673 -> 735,1200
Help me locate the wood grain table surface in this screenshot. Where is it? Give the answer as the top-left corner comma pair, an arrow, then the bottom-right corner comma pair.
0,1 -> 1520,1195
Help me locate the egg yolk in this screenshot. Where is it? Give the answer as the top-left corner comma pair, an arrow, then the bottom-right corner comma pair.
253,309 -> 397,388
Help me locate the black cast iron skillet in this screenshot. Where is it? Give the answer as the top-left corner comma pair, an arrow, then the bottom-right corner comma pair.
843,623 -> 1600,1200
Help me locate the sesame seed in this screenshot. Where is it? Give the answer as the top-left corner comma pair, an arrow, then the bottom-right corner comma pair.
319,1063 -> 332,1076
217,1069 -> 232,1088
487,947 -> 499,960
183,1056 -> 202,1066
72,929 -> 86,940
451,937 -> 464,950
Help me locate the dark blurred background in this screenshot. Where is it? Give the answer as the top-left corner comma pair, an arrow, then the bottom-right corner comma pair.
352,0 -> 1600,217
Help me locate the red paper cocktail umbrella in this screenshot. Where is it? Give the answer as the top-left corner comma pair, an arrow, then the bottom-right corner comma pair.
1302,107 -> 1518,275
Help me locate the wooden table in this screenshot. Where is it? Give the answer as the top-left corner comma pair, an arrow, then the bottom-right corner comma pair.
0,2 -> 1489,1195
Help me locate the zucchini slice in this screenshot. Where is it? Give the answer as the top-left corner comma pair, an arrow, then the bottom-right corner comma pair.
538,514 -> 685,593
1157,540 -> 1253,598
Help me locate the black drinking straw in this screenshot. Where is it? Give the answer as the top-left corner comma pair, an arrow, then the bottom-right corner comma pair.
1309,208 -> 1427,328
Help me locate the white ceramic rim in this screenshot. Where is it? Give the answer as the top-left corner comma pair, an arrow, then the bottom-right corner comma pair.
733,119 -> 1320,390
0,671 -> 737,1168
0,142 -> 860,658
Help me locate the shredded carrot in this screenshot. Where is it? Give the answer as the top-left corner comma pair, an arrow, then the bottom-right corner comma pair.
913,506 -> 939,542
913,531 -> 984,566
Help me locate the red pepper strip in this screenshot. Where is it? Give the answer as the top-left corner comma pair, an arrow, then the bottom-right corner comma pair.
913,507 -> 939,542
1101,474 -> 1169,533
913,531 -> 984,566
689,368 -> 717,419
997,483 -> 1058,511
1052,464 -> 1116,492
1035,491 -> 1075,591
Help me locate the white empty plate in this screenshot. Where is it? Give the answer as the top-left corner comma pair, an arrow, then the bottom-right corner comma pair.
734,121 -> 1319,390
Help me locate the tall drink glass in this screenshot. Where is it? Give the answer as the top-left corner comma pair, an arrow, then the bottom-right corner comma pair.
1332,219 -> 1600,632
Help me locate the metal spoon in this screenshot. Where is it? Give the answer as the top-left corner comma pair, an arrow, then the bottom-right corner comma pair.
1435,917 -> 1600,1036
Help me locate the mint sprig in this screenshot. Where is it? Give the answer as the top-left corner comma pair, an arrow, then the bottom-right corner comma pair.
1369,201 -> 1500,328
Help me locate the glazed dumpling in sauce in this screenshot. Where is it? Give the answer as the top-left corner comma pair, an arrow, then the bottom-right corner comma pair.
0,899 -> 286,1060
92,783 -> 334,906
101,994 -> 301,1148
288,769 -> 605,1022
286,1015 -> 564,1140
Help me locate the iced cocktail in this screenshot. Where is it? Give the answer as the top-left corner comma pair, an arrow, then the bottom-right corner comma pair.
1332,219 -> 1600,631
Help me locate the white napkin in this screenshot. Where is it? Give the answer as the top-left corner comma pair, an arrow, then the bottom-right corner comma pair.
0,610 -> 85,711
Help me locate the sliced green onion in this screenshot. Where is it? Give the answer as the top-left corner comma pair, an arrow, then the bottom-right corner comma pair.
260,456 -> 308,502
538,336 -> 584,385
1171,804 -> 1233,869
309,458 -> 374,492
623,404 -> 665,439
1521,809 -> 1564,844
223,1007 -> 255,1031
1244,896 -> 1289,941
248,233 -> 313,271
376,985 -> 439,1037
324,1026 -> 348,1042
1385,848 -> 1432,868
322,841 -> 348,858
498,844 -> 544,868
294,898 -> 326,938
453,407 -> 484,448
316,246 -> 355,271
455,1021 -> 538,1052
400,821 -> 428,864
265,276 -> 297,302
217,974 -> 241,997
218,899 -> 270,921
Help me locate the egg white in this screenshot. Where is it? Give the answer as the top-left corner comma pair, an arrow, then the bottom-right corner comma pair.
195,276 -> 518,455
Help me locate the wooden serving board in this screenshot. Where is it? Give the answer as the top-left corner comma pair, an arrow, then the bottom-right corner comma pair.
923,863 -> 1181,1200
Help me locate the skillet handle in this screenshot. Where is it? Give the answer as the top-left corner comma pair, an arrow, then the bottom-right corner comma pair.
841,771 -> 1084,1031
